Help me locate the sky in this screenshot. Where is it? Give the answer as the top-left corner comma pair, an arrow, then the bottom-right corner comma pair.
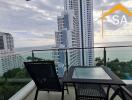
0,0 -> 63,47
0,0 -> 132,48
94,0 -> 132,44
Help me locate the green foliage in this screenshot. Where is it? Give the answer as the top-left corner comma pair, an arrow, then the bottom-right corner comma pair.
95,57 -> 132,79
0,68 -> 30,99
3,68 -> 30,78
0,81 -> 26,100
0,56 -> 46,99
95,57 -> 104,66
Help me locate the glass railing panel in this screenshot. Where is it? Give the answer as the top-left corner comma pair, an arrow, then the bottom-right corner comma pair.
33,50 -> 66,77
33,50 -> 54,61
106,47 -> 132,80
67,49 -> 81,67
54,49 -> 66,77
94,48 -> 104,66
0,51 -> 32,99
72,48 -> 104,66
83,48 -> 93,66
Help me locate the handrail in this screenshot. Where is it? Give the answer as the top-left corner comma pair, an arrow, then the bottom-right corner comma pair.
31,45 -> 132,69
0,51 -> 32,57
32,45 -> 132,52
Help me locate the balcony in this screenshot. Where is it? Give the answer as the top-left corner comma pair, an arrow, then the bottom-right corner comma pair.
0,46 -> 132,99
10,81 -> 124,100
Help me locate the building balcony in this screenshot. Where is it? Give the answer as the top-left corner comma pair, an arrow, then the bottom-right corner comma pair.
0,46 -> 132,99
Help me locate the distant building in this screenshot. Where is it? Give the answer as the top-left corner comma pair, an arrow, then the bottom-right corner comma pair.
0,54 -> 24,76
55,10 -> 81,76
0,32 -> 14,53
0,32 -> 24,76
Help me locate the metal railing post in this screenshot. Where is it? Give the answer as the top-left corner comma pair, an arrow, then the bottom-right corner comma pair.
82,48 -> 85,66
104,47 -> 106,66
32,50 -> 35,61
65,49 -> 68,72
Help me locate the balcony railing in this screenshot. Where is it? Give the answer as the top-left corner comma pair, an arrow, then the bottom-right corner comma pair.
0,46 -> 132,99
32,45 -> 132,80
0,51 -> 32,99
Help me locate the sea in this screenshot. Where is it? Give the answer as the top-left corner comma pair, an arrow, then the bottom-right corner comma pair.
14,42 -> 132,62
14,45 -> 55,61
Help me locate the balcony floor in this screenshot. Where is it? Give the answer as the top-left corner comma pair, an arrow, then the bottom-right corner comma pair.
24,86 -> 122,100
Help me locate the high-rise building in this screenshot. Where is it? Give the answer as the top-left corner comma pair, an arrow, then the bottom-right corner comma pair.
55,0 -> 94,74
81,0 -> 94,66
55,10 -> 81,76
0,32 -> 24,76
64,0 -> 82,63
0,32 -> 14,54
64,0 -> 94,66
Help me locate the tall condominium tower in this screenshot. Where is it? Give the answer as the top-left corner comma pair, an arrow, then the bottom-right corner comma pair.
64,0 -> 94,66
81,0 -> 94,66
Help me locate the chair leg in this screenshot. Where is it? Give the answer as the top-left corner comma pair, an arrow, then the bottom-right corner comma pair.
34,89 -> 39,100
73,84 -> 78,100
106,85 -> 111,100
61,84 -> 64,100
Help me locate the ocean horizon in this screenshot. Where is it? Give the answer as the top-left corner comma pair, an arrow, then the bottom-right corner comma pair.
14,42 -> 132,62
15,45 -> 55,52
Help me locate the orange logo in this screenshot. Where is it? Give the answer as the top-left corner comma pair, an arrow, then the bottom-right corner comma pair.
100,3 -> 132,20
99,3 -> 132,38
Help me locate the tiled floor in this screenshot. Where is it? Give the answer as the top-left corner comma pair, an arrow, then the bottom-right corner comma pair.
24,86 -> 122,100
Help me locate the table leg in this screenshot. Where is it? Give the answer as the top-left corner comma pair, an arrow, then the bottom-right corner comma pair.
110,87 -> 120,100
106,85 -> 111,100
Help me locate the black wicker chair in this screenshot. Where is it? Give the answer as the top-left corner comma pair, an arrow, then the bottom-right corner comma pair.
24,61 -> 68,100
74,83 -> 107,100
110,85 -> 132,100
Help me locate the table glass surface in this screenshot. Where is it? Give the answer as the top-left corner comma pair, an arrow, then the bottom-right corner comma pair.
72,67 -> 111,80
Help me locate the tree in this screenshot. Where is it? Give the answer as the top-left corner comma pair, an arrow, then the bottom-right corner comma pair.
3,68 -> 30,78
3,68 -> 21,78
107,58 -> 127,79
95,57 -> 103,66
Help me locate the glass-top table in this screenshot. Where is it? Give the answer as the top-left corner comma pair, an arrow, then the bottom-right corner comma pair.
72,67 -> 111,80
63,66 -> 126,85
62,66 -> 126,100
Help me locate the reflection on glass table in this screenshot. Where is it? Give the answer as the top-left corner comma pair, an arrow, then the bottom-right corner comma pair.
72,67 -> 111,80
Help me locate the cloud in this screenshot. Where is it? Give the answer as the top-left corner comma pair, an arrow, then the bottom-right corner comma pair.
0,0 -> 63,47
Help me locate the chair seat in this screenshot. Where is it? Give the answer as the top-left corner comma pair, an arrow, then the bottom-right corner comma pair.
75,84 -> 107,99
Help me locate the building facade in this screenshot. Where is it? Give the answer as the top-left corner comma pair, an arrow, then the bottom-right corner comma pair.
55,0 -> 94,76
0,32 -> 14,54
81,0 -> 94,66
0,32 -> 24,76
64,0 -> 94,66
55,10 -> 81,76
